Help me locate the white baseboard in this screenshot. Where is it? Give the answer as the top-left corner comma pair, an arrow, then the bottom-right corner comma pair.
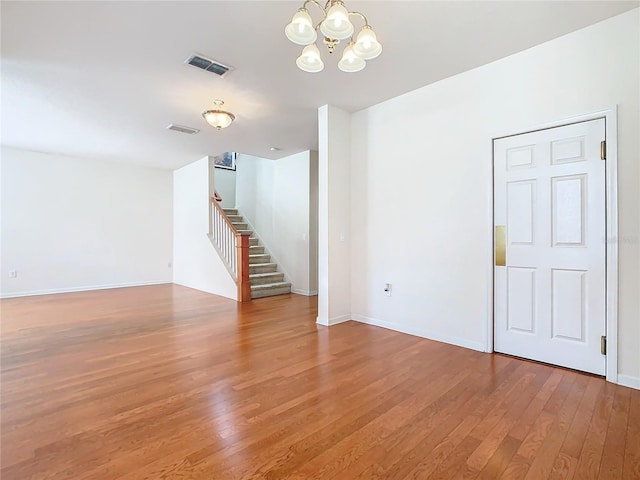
316,314 -> 351,326
0,281 -> 172,299
292,289 -> 318,296
351,314 -> 486,352
617,374 -> 640,390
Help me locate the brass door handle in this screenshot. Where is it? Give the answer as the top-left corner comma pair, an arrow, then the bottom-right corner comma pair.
495,226 -> 506,267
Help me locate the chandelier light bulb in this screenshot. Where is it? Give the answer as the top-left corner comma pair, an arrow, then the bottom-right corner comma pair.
338,42 -> 366,73
285,8 -> 317,45
320,1 -> 354,40
353,25 -> 382,60
296,44 -> 324,73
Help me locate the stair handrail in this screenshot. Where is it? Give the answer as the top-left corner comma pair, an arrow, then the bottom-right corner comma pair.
210,198 -> 251,302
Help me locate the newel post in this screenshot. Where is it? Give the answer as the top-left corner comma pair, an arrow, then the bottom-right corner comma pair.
236,232 -> 251,302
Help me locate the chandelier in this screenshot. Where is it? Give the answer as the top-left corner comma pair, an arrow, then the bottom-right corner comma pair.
202,100 -> 235,130
284,0 -> 382,73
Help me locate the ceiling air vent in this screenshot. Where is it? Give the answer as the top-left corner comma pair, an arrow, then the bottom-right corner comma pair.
185,53 -> 233,78
167,124 -> 200,135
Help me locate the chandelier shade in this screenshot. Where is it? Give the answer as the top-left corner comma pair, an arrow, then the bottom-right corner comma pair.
284,8 -> 317,45
202,100 -> 235,130
353,26 -> 382,60
284,0 -> 382,73
296,44 -> 324,72
319,1 -> 353,40
338,42 -> 365,72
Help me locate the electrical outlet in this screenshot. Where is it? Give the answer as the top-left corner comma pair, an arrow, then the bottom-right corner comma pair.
9,270 -> 18,278
384,283 -> 392,296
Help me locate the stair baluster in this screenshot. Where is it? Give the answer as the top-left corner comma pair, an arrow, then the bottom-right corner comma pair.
210,197 -> 251,302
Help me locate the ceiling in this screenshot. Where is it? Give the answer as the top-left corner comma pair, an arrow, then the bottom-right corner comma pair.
2,1 -> 637,170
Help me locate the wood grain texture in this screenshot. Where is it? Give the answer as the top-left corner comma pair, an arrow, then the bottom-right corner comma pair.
1,284 -> 639,480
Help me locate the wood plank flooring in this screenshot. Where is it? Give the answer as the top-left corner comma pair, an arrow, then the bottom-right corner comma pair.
1,284 -> 638,479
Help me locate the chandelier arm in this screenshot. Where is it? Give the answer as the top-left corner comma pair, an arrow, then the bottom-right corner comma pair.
301,0 -> 328,31
302,0 -> 327,17
347,10 -> 369,28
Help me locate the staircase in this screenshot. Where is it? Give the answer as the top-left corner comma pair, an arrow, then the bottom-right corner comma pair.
223,208 -> 292,299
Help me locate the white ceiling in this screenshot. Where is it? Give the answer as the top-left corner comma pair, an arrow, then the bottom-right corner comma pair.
2,1 -> 637,170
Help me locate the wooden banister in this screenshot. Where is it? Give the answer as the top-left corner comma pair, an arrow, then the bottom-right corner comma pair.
236,233 -> 251,302
211,197 -> 237,232
210,197 -> 251,302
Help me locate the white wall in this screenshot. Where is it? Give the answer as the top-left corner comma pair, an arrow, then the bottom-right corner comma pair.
350,10 -> 639,380
173,157 -> 237,299
318,105 -> 351,325
214,167 -> 236,208
0,147 -> 173,296
235,151 -> 317,295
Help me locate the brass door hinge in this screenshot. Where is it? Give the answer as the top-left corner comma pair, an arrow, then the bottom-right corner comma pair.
601,141 -> 606,160
601,335 -> 607,355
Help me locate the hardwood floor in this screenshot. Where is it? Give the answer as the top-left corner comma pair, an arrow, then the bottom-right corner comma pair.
1,284 -> 638,479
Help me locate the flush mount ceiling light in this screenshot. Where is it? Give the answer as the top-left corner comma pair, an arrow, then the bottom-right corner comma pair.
285,0 -> 382,73
202,100 -> 235,130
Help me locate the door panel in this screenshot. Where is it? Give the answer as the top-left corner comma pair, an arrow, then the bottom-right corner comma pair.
507,181 -> 535,245
494,118 -> 606,375
552,174 -> 586,246
507,267 -> 536,333
551,268 -> 586,341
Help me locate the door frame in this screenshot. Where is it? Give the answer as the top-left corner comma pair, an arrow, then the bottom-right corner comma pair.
486,106 -> 619,384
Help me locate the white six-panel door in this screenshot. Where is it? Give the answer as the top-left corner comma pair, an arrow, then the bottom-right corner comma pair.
494,119 -> 606,375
